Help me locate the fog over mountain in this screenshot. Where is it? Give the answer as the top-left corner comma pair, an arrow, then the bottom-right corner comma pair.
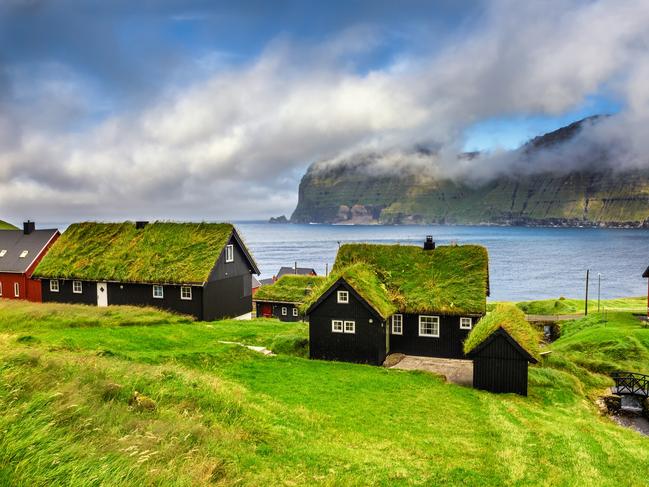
1,1 -> 649,221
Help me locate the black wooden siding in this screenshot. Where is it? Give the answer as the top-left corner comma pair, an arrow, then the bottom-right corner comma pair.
255,301 -> 303,322
41,278 -> 97,305
203,275 -> 251,321
389,313 -> 477,359
309,282 -> 387,365
107,282 -> 203,318
471,334 -> 530,396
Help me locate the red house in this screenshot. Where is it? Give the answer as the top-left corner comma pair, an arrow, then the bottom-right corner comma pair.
0,221 -> 59,302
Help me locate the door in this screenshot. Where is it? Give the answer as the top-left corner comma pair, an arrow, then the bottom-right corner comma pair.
97,282 -> 108,307
261,303 -> 272,318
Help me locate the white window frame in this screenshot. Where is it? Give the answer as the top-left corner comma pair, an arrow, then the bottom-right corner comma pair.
225,244 -> 234,263
460,317 -> 473,330
180,286 -> 192,300
337,290 -> 349,304
0,282 -> 2,296
153,285 -> 164,299
344,321 -> 356,334
50,280 -> 59,292
14,282 -> 19,297
292,307 -> 298,317
418,315 -> 440,337
0,249 -> 6,257
332,320 -> 343,333
19,250 -> 28,258
72,281 -> 83,294
281,306 -> 287,316
391,314 -> 403,335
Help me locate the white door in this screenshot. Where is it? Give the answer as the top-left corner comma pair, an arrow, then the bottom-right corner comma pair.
97,282 -> 108,307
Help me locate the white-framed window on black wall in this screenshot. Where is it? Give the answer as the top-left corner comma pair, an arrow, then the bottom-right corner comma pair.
344,321 -> 356,333
225,244 -> 234,263
419,315 -> 440,337
282,307 -> 287,316
73,281 -> 83,294
50,280 -> 59,292
153,285 -> 164,299
337,290 -> 349,303
332,320 -> 343,333
13,282 -> 19,297
292,307 -> 298,317
180,286 -> 192,300
460,317 -> 472,330
391,314 -> 403,335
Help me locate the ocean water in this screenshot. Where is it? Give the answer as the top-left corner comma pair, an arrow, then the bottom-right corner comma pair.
237,223 -> 649,302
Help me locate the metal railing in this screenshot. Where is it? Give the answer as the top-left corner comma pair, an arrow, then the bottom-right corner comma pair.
611,371 -> 649,397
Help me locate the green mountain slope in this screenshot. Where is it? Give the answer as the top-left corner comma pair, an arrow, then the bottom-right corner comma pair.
291,119 -> 649,227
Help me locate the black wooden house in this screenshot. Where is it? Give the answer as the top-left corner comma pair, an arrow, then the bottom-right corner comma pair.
464,304 -> 539,396
304,238 -> 490,365
34,221 -> 259,321
253,274 -> 322,322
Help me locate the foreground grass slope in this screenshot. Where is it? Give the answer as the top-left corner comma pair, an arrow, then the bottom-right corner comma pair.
0,300 -> 648,486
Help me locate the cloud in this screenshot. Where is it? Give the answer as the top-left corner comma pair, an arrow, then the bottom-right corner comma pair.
1,0 -> 649,223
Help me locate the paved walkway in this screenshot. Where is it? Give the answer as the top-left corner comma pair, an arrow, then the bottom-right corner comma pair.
389,355 -> 473,387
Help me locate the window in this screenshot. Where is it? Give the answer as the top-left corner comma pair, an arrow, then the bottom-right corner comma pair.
337,290 -> 349,304
50,280 -> 59,292
0,282 -> 2,296
332,320 -> 343,333
344,321 -> 356,334
225,244 -> 234,263
292,307 -> 298,317
153,285 -> 164,299
14,282 -> 19,297
180,286 -> 192,300
0,249 -> 6,257
391,314 -> 403,335
460,317 -> 473,330
72,281 -> 83,294
19,250 -> 28,258
419,315 -> 440,337
281,307 -> 287,316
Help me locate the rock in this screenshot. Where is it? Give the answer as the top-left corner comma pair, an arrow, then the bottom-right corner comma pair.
101,382 -> 123,401
269,215 -> 289,224
383,353 -> 406,367
600,394 -> 621,414
129,391 -> 157,412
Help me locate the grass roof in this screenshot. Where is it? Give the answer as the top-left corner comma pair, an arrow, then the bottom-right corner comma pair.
0,220 -> 17,230
254,275 -> 324,303
34,221 -> 236,284
331,243 -> 489,315
302,263 -> 398,319
463,304 -> 541,360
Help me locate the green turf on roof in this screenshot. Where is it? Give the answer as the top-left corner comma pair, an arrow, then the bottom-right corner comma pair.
34,221 -> 236,284
302,263 -> 398,320
254,275 -> 324,303
331,243 -> 489,315
0,220 -> 17,230
463,304 -> 540,360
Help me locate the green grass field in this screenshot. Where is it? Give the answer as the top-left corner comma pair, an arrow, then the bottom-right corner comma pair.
488,296 -> 647,315
0,300 -> 648,486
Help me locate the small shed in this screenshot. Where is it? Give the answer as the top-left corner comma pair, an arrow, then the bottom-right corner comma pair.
464,304 -> 539,396
253,274 -> 323,322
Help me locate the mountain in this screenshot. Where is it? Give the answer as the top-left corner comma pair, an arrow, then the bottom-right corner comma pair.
291,118 -> 649,227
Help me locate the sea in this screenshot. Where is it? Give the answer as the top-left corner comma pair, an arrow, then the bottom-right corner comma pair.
42,221 -> 649,302
236,222 -> 649,302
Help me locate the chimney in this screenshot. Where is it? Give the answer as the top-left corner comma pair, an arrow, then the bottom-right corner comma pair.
135,221 -> 149,230
23,220 -> 35,235
423,235 -> 435,251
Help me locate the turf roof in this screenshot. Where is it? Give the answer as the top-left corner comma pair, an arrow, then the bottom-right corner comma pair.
254,275 -> 324,303
0,220 -> 17,230
34,222 -> 240,284
463,304 -> 541,361
329,243 -> 489,315
302,263 -> 398,320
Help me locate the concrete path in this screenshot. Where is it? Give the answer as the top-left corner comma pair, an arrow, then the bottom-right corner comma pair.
218,341 -> 275,356
389,355 -> 473,387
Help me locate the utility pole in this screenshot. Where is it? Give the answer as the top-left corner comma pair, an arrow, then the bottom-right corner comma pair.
597,273 -> 601,313
585,269 -> 589,316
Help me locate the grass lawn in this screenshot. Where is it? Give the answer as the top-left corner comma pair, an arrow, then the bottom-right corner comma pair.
0,300 -> 648,486
489,296 -> 647,315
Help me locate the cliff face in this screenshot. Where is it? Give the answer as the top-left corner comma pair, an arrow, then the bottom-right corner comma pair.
291,119 -> 649,227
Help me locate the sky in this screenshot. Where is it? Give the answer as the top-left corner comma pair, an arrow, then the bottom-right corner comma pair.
1,0 -> 648,223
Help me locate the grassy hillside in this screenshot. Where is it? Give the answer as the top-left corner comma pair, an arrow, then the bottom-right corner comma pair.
0,300 -> 648,485
0,220 -> 17,230
487,296 -> 646,315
